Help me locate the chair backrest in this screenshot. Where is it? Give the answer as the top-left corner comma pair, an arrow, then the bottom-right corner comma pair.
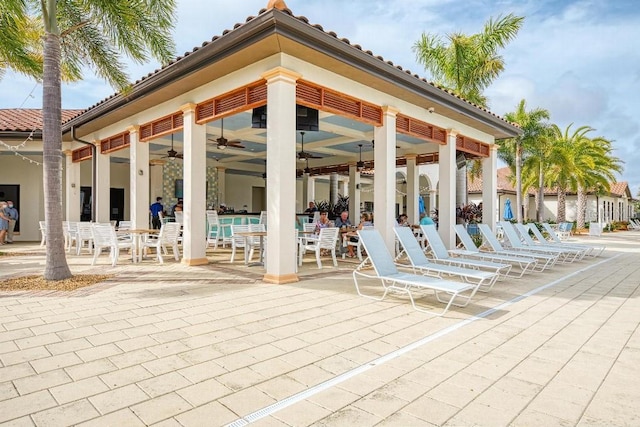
317,227 -> 339,249
118,221 -> 132,230
357,229 -> 400,277
76,222 -> 93,239
514,223 -> 537,245
92,223 -> 116,247
303,223 -> 316,233
420,224 -> 450,260
249,223 -> 265,245
159,222 -> 182,244
259,211 -> 267,226
206,211 -> 219,227
498,222 -> 526,248
394,226 -> 431,268
231,224 -> 250,247
311,211 -> 320,224
542,223 -> 562,242
527,223 -> 547,242
453,224 -> 480,251
174,211 -> 184,224
478,224 -> 506,251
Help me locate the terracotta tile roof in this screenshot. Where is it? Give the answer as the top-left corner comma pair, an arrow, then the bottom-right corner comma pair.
0,109 -> 84,132
469,167 -> 627,197
65,6 -> 516,129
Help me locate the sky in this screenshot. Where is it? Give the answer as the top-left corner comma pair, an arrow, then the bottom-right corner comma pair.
1,0 -> 639,196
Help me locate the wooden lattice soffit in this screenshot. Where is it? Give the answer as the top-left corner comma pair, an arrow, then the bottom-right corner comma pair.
71,145 -> 93,163
100,132 -> 130,154
195,81 -> 268,124
139,112 -> 184,142
296,81 -> 383,126
396,114 -> 447,144
456,135 -> 491,157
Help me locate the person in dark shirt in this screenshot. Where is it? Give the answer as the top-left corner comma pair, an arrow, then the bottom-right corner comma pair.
150,197 -> 164,229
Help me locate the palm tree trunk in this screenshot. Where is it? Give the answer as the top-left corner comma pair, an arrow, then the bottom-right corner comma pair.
537,164 -> 545,222
576,185 -> 586,229
557,187 -> 567,223
456,165 -> 467,222
515,144 -> 522,223
43,31 -> 72,280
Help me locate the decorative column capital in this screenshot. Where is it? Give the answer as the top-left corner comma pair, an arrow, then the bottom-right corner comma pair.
381,106 -> 400,116
261,67 -> 302,84
405,153 -> 418,161
447,129 -> 460,138
63,150 -> 73,157
179,103 -> 197,114
216,166 -> 226,172
126,125 -> 140,134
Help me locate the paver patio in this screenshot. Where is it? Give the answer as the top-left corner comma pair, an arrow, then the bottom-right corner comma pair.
1,231 -> 639,426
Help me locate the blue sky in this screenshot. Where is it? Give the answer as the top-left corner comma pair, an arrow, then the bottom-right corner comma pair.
1,0 -> 639,196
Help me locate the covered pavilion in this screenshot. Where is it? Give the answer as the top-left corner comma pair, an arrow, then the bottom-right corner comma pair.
1,0 -> 521,283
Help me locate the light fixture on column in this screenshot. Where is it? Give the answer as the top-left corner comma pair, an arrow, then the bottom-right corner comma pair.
356,144 -> 365,171
304,158 -> 311,174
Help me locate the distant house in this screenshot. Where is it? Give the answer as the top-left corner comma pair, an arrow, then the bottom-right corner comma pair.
468,167 -> 636,223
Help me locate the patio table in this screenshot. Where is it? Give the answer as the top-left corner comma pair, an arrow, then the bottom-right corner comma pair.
233,230 -> 267,267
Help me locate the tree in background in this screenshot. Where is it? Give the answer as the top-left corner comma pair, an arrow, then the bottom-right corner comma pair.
413,13 -> 524,208
500,99 -> 550,222
1,0 -> 176,280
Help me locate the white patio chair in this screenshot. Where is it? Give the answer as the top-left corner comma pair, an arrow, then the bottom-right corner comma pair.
174,211 -> 184,225
91,223 -> 135,266
394,226 -> 499,292
139,222 -> 181,263
299,227 -> 339,269
259,211 -> 267,228
75,222 -> 94,255
230,224 -> 260,263
39,221 -> 46,247
343,225 -> 373,261
206,211 -> 222,249
63,221 -> 79,252
354,229 -> 476,316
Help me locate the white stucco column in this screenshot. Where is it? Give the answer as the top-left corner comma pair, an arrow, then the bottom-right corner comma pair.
181,103 -> 208,266
128,126 -> 150,229
64,151 -> 81,221
348,164 -> 361,218
262,67 -> 301,284
216,167 -> 226,207
438,130 -> 457,248
429,189 -> 437,216
373,106 -> 399,253
340,179 -> 348,197
306,176 -> 315,205
406,155 -> 419,224
482,144 -> 498,230
95,143 -> 111,223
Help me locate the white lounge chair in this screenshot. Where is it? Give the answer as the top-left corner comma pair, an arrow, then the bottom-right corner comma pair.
419,224 -> 513,277
354,229 -> 477,316
394,227 -> 499,292
541,223 -> 606,257
447,224 -> 538,277
527,223 -> 594,258
477,224 -> 556,271
512,223 -> 584,262
299,227 -> 339,268
499,221 -> 569,263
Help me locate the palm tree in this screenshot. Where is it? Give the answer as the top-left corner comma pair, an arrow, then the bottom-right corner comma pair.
413,14 -> 524,209
3,0 -> 176,280
500,100 -> 550,223
0,5 -> 42,79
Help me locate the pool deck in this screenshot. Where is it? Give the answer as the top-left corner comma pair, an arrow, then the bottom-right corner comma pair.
1,231 -> 639,426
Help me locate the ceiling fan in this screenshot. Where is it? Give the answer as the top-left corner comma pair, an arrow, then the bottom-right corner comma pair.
162,134 -> 183,160
209,118 -> 245,150
296,158 -> 312,178
297,131 -> 321,161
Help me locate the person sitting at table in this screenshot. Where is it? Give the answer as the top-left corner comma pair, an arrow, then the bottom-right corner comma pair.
315,210 -> 331,233
334,210 -> 353,257
419,211 -> 435,225
396,213 -> 409,227
344,212 -> 373,258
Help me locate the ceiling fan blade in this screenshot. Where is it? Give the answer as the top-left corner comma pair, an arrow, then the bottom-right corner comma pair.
227,142 -> 245,149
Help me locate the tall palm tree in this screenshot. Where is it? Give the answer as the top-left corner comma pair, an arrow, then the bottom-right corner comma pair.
3,0 -> 176,280
0,5 -> 42,79
413,14 -> 523,210
500,100 -> 550,223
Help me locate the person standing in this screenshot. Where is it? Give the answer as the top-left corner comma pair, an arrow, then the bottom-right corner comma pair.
150,197 -> 164,229
0,202 -> 9,245
4,201 -> 18,243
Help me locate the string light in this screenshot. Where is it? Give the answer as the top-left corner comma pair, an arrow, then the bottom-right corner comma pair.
0,83 -> 43,166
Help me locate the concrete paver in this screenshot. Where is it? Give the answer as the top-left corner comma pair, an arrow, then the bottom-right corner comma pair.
0,232 -> 639,426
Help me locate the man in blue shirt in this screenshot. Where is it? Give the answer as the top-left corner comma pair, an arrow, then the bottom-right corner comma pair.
150,197 -> 164,229
4,201 -> 19,243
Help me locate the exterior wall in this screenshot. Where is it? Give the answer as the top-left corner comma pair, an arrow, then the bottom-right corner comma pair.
224,173 -> 266,212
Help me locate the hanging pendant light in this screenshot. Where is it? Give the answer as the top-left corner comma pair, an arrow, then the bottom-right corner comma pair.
356,143 -> 365,171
